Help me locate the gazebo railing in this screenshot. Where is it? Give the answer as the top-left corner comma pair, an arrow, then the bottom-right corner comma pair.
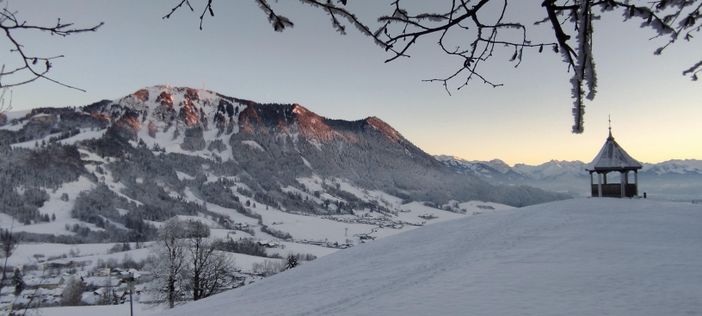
591,184 -> 638,198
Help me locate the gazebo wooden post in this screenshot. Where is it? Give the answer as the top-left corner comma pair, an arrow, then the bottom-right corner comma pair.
620,171 -> 625,198
597,172 -> 603,197
589,172 -> 594,197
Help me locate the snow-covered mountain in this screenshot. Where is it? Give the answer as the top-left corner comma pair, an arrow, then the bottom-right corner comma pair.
434,155 -> 526,181
439,156 -> 702,200
513,160 -> 588,179
439,156 -> 702,180
642,159 -> 702,175
0,86 -> 566,243
163,198 -> 702,316
436,156 -> 588,180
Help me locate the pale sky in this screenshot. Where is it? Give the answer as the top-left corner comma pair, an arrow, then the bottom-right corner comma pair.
2,1 -> 701,165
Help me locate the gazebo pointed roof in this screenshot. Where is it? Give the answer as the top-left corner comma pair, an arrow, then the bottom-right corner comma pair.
587,129 -> 642,172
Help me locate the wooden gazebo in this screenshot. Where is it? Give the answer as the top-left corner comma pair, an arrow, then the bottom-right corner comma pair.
586,126 -> 642,198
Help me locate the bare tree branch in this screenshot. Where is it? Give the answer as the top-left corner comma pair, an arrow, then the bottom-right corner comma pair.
0,1 -> 103,92
164,0 -> 700,133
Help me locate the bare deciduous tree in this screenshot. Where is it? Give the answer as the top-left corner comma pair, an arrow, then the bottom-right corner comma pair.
154,218 -> 188,308
252,259 -> 286,277
0,227 -> 18,297
164,0 -> 702,133
183,220 -> 211,301
182,220 -> 234,301
0,64 -> 13,115
193,250 -> 232,299
60,276 -> 85,306
152,219 -> 234,306
0,84 -> 12,115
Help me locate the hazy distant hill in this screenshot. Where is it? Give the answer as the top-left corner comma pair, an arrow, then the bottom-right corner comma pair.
437,156 -> 702,200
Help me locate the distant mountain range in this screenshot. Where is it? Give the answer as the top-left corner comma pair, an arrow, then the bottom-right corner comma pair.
0,86 -> 566,242
436,156 -> 702,200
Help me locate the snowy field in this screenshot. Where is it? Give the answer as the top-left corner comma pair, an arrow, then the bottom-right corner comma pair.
163,198 -> 702,316
33,302 -> 164,316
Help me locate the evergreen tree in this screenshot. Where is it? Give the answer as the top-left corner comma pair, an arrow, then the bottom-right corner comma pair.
285,254 -> 298,270
12,268 -> 24,296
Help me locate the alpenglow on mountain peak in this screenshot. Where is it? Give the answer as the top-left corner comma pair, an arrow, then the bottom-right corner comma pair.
104,85 -> 407,145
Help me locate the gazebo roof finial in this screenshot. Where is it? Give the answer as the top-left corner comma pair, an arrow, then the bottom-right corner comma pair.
608,115 -> 613,139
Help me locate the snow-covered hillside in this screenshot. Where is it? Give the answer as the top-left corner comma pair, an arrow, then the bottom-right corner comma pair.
165,199 -> 702,316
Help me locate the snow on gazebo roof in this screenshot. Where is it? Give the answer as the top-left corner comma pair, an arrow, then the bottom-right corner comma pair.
587,130 -> 642,172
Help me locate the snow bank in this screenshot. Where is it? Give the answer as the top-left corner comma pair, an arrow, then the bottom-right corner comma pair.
164,199 -> 702,316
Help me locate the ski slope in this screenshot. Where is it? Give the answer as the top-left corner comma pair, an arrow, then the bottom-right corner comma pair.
165,198 -> 702,316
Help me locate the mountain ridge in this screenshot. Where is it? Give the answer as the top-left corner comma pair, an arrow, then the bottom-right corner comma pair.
437,155 -> 702,177
437,155 -> 702,199
0,85 -> 567,243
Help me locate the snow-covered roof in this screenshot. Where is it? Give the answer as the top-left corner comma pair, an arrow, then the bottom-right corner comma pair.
588,131 -> 642,171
